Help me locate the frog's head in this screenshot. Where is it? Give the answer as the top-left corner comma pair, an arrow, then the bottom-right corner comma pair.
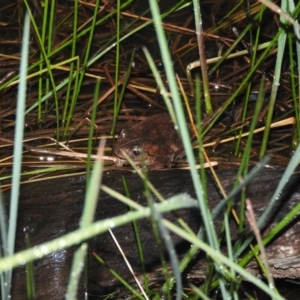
114,129 -> 153,166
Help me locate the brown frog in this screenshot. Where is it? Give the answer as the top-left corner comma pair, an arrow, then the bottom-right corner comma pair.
114,113 -> 188,169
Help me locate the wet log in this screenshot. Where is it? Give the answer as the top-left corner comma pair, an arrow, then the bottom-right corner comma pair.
3,167 -> 300,299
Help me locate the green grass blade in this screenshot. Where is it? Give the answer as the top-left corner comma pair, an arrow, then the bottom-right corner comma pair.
121,177 -> 149,292
0,192 -> 8,300
85,80 -> 101,185
259,1 -> 288,158
5,12 -> 30,299
193,0 -> 212,115
67,140 -> 104,297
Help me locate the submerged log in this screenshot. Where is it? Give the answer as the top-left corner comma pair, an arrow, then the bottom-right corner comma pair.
3,167 -> 300,298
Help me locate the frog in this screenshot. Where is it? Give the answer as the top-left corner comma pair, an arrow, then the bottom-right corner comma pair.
114,113 -> 188,170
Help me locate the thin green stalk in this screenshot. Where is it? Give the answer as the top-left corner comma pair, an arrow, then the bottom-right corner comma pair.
64,57 -> 80,136
111,49 -> 136,135
66,243 -> 88,299
237,75 -> 266,232
193,0 -> 212,115
6,12 -> 30,300
259,1 -> 288,158
63,0 -> 79,134
142,48 -> 176,121
0,192 -> 8,300
143,171 -> 172,300
69,0 -> 100,136
234,5 -> 264,157
224,213 -> 238,300
25,235 -> 36,300
0,166 -> 74,182
44,0 -> 56,120
113,0 -> 121,119
67,137 -> 105,298
92,252 -> 145,300
289,0 -> 300,147
121,177 -> 149,292
86,79 -> 101,186
38,0 -> 48,124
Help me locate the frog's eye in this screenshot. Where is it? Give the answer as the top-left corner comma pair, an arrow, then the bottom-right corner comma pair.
132,146 -> 141,156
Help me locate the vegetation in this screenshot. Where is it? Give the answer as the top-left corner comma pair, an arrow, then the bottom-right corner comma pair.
0,0 -> 300,299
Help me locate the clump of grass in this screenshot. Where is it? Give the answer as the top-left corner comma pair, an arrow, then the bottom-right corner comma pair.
0,0 -> 300,299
